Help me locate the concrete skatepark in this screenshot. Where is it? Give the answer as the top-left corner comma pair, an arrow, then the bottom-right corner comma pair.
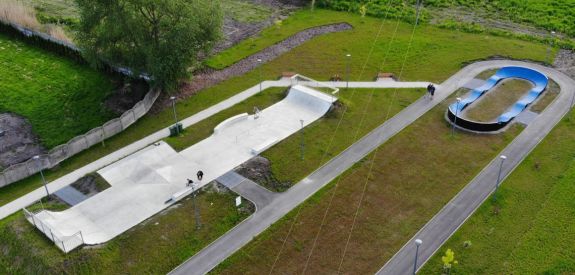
24,84 -> 336,251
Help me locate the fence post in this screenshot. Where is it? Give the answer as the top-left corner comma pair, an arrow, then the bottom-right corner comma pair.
79,231 -> 85,243
49,228 -> 55,242
132,109 -> 137,121
62,240 -> 66,253
30,211 -> 37,227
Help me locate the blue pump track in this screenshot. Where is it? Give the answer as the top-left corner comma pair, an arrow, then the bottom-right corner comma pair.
447,66 -> 549,132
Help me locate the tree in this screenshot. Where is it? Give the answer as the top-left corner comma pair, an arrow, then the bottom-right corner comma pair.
311,0 -> 316,11
75,0 -> 223,91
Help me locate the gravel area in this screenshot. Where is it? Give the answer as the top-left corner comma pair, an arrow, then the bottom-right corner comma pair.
0,113 -> 45,169
554,49 -> 575,79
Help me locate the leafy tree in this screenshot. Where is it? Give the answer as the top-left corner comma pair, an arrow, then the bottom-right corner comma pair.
75,0 -> 223,91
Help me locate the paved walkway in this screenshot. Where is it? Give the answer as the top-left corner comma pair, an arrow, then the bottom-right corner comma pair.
170,61 -> 575,275
0,79 -> 427,220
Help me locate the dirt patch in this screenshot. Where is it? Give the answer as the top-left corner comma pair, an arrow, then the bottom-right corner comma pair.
70,174 -> 111,198
235,156 -> 291,192
104,79 -> 150,115
429,7 -> 556,39
554,49 -> 575,79
0,113 -> 45,169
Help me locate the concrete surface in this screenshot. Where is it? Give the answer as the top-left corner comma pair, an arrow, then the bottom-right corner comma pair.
53,186 -> 87,206
26,85 -> 336,249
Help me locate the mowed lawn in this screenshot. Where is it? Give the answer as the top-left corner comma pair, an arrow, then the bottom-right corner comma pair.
211,96 -> 521,274
420,110 -> 575,274
0,33 -> 114,148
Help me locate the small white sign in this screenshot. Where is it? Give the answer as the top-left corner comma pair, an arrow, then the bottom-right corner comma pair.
235,196 -> 242,207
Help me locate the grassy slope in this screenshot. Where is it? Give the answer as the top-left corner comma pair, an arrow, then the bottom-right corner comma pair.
0,9 -> 549,208
0,190 -> 254,274
420,113 -> 575,274
0,33 -> 114,148
212,95 -> 522,274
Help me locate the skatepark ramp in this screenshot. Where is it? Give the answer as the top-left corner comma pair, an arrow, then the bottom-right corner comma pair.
23,207 -> 84,253
23,80 -> 337,252
447,66 -> 548,132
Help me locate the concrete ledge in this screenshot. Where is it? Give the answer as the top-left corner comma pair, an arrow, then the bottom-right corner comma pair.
213,113 -> 249,135
250,138 -> 279,155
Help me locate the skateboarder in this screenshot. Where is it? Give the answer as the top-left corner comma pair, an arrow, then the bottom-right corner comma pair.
187,178 -> 194,187
197,170 -> 204,181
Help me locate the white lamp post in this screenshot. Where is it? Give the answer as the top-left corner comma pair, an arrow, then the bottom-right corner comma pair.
346,54 -> 352,89
33,155 -> 50,197
257,58 -> 263,93
452,98 -> 462,137
413,239 -> 423,274
493,155 -> 507,202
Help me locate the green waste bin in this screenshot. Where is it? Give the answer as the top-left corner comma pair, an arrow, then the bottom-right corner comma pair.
169,123 -> 183,137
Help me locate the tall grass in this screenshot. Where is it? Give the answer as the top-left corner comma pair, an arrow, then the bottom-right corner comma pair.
0,0 -> 40,29
0,0 -> 71,42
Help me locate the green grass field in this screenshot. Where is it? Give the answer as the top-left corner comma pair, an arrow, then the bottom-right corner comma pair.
211,95 -> 522,274
464,79 -> 533,122
0,33 -> 114,149
420,112 -> 575,274
0,189 -> 253,274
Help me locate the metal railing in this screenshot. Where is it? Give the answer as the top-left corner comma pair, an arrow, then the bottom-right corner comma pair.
23,207 -> 84,253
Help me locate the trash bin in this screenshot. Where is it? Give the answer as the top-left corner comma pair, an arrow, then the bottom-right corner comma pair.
169,123 -> 183,137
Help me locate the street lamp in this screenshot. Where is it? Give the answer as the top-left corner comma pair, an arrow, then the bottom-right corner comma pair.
413,239 -> 423,275
300,119 -> 305,160
346,54 -> 352,90
257,58 -> 263,93
452,98 -> 461,137
187,180 -> 202,230
547,31 -> 556,64
32,155 -> 50,198
170,96 -> 179,135
493,155 -> 507,202
415,0 -> 422,26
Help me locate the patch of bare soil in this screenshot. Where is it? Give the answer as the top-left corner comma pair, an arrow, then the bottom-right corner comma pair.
429,7 -> 554,39
70,174 -> 111,198
235,156 -> 291,192
103,79 -> 150,115
0,113 -> 45,169
554,49 -> 575,79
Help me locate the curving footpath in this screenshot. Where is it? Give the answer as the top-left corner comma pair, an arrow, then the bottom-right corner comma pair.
377,61 -> 575,274
171,60 -> 575,275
